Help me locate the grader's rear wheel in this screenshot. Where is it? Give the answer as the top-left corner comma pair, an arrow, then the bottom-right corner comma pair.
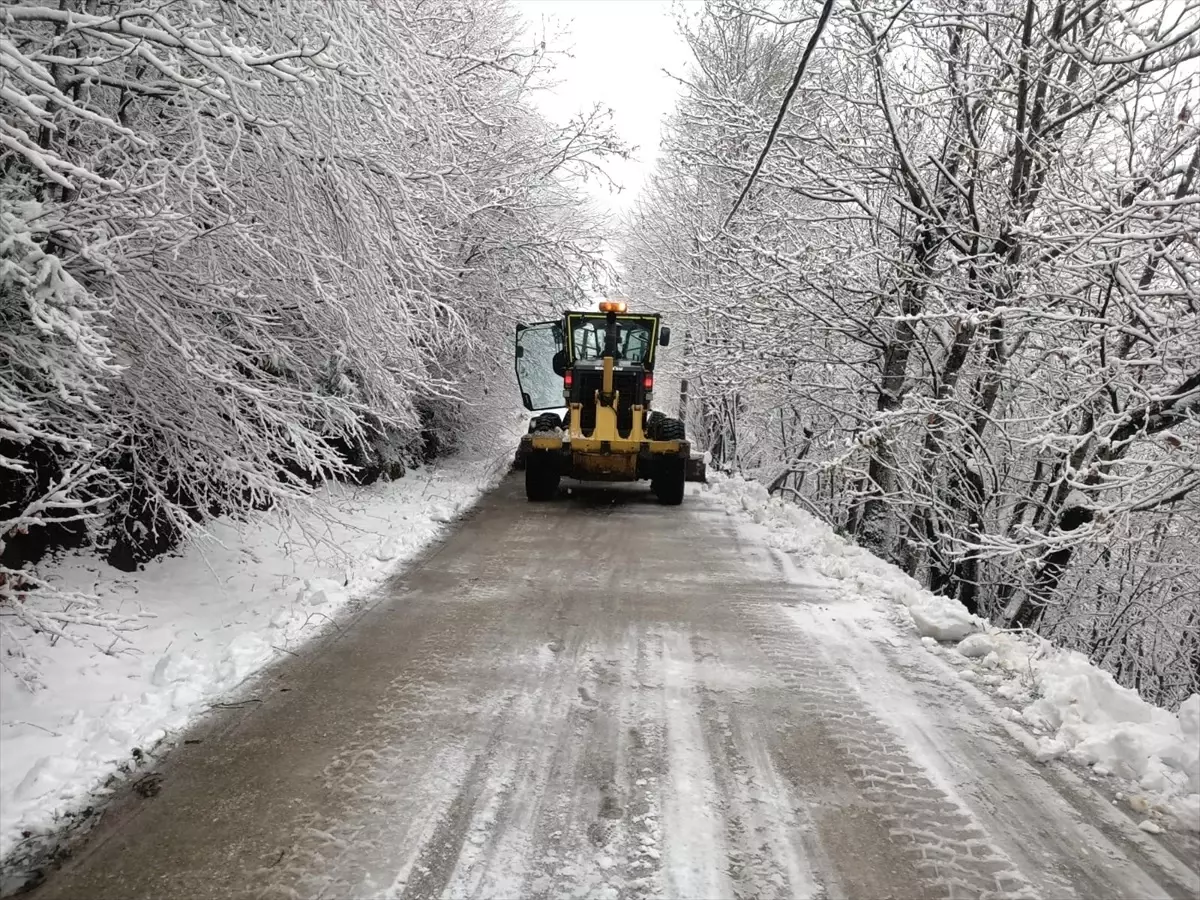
653,456 -> 686,505
525,451 -> 560,501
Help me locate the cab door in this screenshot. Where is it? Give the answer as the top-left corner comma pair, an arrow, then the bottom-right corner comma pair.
514,321 -> 565,411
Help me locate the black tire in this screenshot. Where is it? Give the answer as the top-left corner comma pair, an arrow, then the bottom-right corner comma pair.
529,412 -> 562,433
659,416 -> 686,441
525,451 -> 560,501
645,410 -> 664,439
654,457 -> 686,505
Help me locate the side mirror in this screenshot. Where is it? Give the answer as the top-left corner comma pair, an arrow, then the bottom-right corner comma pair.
659,326 -> 672,347
516,345 -> 525,359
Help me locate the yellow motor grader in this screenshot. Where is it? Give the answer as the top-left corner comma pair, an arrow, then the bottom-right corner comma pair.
513,300 -> 706,503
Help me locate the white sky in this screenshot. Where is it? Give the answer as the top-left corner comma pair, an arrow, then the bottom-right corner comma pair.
510,0 -> 697,217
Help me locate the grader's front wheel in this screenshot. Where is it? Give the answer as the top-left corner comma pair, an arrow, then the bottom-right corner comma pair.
658,416 -> 686,441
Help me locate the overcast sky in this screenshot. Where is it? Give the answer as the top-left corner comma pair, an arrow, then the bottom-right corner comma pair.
510,0 -> 697,217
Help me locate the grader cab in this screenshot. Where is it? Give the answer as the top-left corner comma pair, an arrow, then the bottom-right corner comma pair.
513,300 -> 706,503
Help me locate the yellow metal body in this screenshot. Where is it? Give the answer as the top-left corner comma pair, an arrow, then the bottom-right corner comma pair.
525,316 -> 684,482
528,394 -> 682,453
517,305 -> 703,490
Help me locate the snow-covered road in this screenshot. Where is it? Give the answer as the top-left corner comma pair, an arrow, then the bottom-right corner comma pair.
28,478 -> 1200,899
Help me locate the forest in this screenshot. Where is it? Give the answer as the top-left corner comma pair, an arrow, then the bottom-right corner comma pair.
623,0 -> 1199,707
3,0 -> 1198,710
2,0 -> 620,636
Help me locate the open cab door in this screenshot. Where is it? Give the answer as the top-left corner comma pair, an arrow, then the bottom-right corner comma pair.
514,320 -> 565,411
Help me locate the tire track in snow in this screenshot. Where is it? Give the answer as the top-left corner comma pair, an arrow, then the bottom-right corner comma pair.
738,601 -> 1040,900
394,720 -> 517,900
391,628 -> 671,900
394,617 -> 606,899
251,628 -> 506,899
513,628 -> 670,900
617,631 -> 670,900
688,632 -> 826,900
796,599 -> 1199,900
659,631 -> 734,900
29,480 -> 1189,900
529,645 -> 633,900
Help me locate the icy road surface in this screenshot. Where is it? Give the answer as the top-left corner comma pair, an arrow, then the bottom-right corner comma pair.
31,479 -> 1200,900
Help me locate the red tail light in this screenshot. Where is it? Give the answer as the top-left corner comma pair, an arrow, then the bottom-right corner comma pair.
564,369 -> 573,388
643,373 -> 654,391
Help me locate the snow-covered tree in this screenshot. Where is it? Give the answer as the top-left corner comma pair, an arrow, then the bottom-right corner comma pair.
623,0 -> 1200,706
2,1 -> 620,627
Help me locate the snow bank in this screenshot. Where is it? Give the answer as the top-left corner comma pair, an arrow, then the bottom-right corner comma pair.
985,639 -> 1200,831
0,451 -> 509,862
907,602 -> 979,642
708,476 -> 987,631
707,474 -> 1200,832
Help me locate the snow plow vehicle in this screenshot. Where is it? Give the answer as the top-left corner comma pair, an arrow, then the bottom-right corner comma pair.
513,300 -> 706,504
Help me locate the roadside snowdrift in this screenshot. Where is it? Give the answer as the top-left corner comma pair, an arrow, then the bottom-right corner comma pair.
0,452 -> 508,864
708,474 -> 1200,833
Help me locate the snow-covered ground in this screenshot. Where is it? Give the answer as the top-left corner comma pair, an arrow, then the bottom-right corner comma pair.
6,468 -> 1199,899
0,448 -> 512,864
708,474 -> 1200,835
5,458 -> 1198,889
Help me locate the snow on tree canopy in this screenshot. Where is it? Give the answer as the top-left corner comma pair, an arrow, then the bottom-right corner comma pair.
622,0 -> 1200,710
